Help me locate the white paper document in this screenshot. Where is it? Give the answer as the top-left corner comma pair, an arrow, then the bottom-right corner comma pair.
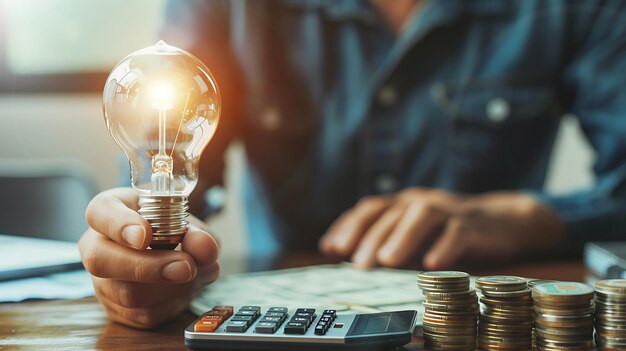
191,263 -> 433,325
0,234 -> 94,302
0,234 -> 83,280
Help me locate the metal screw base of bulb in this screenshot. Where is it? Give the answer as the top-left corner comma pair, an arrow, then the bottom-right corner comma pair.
138,195 -> 189,250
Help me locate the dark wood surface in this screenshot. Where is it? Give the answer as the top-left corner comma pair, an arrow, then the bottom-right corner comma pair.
0,253 -> 588,351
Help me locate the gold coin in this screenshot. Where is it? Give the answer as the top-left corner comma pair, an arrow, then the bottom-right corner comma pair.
532,282 -> 594,299
476,275 -> 527,291
417,271 -> 470,283
596,279 -> 626,295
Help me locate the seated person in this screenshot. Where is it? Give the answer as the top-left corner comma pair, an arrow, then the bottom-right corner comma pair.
79,0 -> 626,328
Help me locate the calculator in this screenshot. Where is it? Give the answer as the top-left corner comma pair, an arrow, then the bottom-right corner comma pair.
184,305 -> 417,350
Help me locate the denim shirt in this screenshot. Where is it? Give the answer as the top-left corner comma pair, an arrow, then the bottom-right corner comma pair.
162,0 -> 626,254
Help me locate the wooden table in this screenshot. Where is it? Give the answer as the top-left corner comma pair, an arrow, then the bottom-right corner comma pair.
0,253 -> 588,351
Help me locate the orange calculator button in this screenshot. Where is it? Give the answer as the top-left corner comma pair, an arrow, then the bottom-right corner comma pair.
202,315 -> 224,323
212,305 -> 234,317
207,309 -> 231,317
194,320 -> 219,332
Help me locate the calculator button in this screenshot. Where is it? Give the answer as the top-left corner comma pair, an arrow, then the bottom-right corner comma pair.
235,310 -> 258,317
295,312 -> 316,325
296,308 -> 316,314
314,324 -> 326,335
239,306 -> 261,312
212,305 -> 234,317
255,322 -> 278,334
322,313 -> 335,321
225,320 -> 249,332
260,316 -> 282,323
319,316 -> 331,324
194,320 -> 219,332
231,315 -> 253,325
265,312 -> 286,320
291,317 -> 309,324
207,309 -> 231,317
267,307 -> 288,313
314,318 -> 331,335
284,322 -> 307,334
202,315 -> 224,324
323,309 -> 336,315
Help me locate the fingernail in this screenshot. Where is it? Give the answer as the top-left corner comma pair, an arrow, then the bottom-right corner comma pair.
352,251 -> 372,268
423,254 -> 439,270
123,225 -> 145,249
377,246 -> 393,262
162,260 -> 195,282
335,236 -> 352,253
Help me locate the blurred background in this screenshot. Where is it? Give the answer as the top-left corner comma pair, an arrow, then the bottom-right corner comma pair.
0,0 -> 595,258
0,0 -> 247,259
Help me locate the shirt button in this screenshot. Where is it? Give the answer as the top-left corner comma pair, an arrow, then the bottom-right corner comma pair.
486,97 -> 510,123
375,175 -> 398,193
259,106 -> 282,131
377,84 -> 398,107
430,83 -> 447,100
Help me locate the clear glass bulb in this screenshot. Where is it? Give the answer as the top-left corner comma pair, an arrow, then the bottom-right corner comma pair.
102,40 -> 221,249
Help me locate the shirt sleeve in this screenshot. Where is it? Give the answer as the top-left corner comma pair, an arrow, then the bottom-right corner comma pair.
535,0 -> 626,242
161,0 -> 245,216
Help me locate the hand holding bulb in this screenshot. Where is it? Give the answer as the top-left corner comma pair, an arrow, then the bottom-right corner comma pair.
78,41 -> 221,328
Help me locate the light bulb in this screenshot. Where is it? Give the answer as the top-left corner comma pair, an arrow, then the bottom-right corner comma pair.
102,40 -> 221,250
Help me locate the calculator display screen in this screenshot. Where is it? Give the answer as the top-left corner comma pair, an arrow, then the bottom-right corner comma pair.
347,311 -> 415,336
362,315 -> 391,334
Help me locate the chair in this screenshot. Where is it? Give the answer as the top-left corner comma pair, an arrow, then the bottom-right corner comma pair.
0,159 -> 96,242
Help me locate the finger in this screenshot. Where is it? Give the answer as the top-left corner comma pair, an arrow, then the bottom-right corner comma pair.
423,218 -> 470,270
181,224 -> 220,266
98,290 -> 191,329
80,229 -> 197,283
93,277 -> 194,309
197,261 -> 221,284
85,188 -> 151,249
351,204 -> 406,269
319,197 -> 391,254
376,201 -> 448,267
92,262 -> 219,309
319,210 -> 355,254
319,197 -> 392,257
318,215 -> 346,254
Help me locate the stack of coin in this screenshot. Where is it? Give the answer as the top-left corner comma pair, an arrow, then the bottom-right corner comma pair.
526,279 -> 560,350
475,276 -> 533,350
595,279 -> 626,350
417,271 -> 478,350
532,282 -> 595,351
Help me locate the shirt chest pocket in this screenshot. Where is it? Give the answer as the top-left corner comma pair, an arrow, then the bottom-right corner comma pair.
433,81 -> 561,190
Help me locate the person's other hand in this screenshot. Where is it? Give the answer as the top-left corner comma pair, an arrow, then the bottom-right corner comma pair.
319,188 -> 564,270
79,188 -> 220,329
